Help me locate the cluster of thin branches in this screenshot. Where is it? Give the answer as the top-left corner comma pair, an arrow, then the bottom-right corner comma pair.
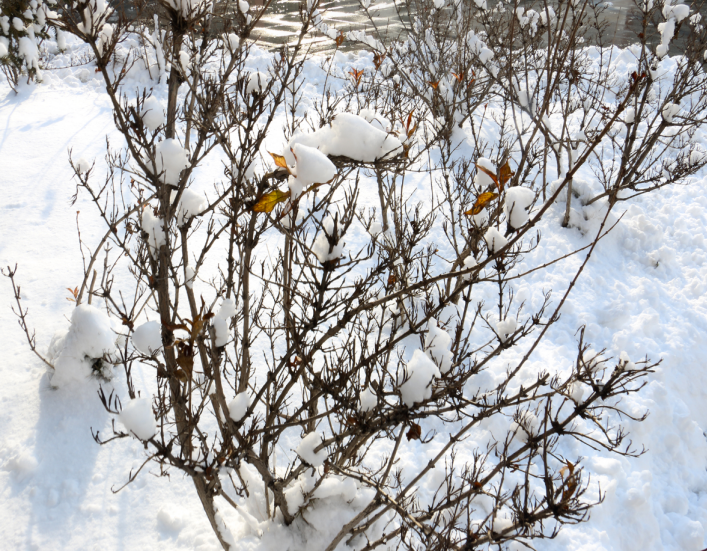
6,0 -> 707,549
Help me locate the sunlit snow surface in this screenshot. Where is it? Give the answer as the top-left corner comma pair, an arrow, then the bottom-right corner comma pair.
0,33 -> 707,550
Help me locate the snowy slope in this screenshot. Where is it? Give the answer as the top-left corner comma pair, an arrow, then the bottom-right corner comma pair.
1,40 -> 707,550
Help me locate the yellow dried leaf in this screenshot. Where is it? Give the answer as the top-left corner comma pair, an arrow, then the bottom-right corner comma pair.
464,191 -> 498,216
252,189 -> 291,213
498,160 -> 514,191
268,151 -> 289,170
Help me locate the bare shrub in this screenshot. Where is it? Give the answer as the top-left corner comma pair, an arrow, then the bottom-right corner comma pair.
7,0 -> 707,548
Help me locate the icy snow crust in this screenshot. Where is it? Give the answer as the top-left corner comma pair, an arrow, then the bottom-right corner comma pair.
0,34 -> 707,550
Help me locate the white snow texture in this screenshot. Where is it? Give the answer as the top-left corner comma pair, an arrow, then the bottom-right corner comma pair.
49,304 -> 117,387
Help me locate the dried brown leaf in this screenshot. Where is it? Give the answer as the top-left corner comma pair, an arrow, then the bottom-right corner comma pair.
252,189 -> 291,213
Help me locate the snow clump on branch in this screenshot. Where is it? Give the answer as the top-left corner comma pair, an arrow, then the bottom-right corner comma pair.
141,206 -> 166,255
484,227 -> 508,253
177,188 -> 206,225
154,139 -> 189,185
228,392 -> 251,422
120,398 -> 157,441
285,113 -> 402,164
246,71 -> 268,94
424,318 -> 454,374
132,321 -> 162,355
213,298 -> 236,347
296,432 -> 327,466
496,317 -> 517,343
504,187 -> 535,229
141,96 -> 164,132
312,215 -> 344,264
398,349 -> 441,407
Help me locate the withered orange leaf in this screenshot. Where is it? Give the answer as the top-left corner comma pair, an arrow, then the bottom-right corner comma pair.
561,475 -> 578,503
252,189 -> 291,213
335,33 -> 345,47
373,53 -> 386,69
427,80 -> 440,90
349,68 -> 364,86
387,273 -> 398,285
476,163 -> 500,190
498,160 -> 514,191
464,191 -> 498,216
406,422 -> 422,441
162,320 -> 190,333
268,151 -> 289,170
451,72 -> 464,83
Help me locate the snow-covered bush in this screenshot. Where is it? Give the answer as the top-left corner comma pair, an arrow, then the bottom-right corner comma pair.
0,0 -> 57,90
6,0 -> 707,549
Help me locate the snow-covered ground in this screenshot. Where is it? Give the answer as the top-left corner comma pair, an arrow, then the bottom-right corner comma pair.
1,36 -> 707,550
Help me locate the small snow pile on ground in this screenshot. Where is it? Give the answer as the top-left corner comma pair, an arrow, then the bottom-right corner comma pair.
399,349 -> 440,406
131,321 -> 162,355
119,397 -> 156,441
504,187 -> 535,228
154,138 -> 189,185
424,318 -> 453,373
2,451 -> 38,482
141,96 -> 164,131
213,298 -> 236,347
286,113 -> 402,164
228,391 -> 251,422
296,432 -> 327,467
48,304 -> 117,387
